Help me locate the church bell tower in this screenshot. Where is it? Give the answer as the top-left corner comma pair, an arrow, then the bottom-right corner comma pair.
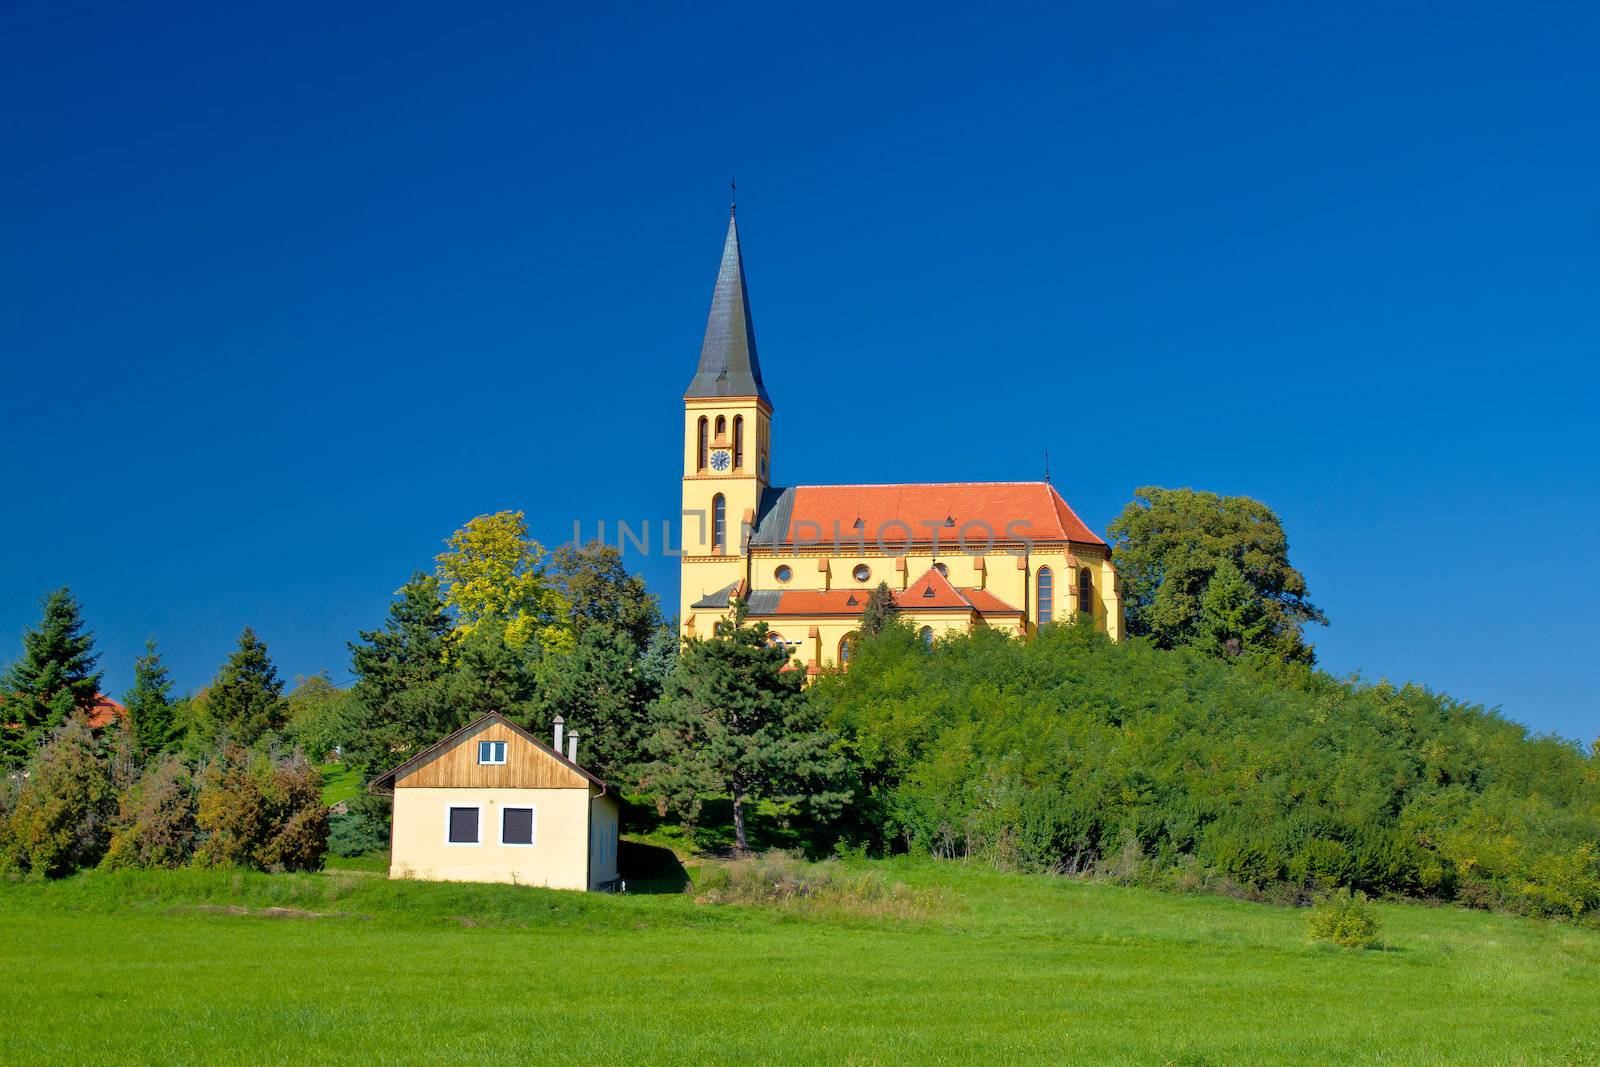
679,205 -> 773,631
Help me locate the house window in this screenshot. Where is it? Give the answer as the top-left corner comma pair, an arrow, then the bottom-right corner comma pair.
447,806 -> 480,845
696,417 -> 708,472
1078,567 -> 1093,616
502,807 -> 535,847
1037,566 -> 1053,624
477,740 -> 507,765
852,564 -> 871,582
920,625 -> 934,648
712,494 -> 726,552
733,415 -> 744,469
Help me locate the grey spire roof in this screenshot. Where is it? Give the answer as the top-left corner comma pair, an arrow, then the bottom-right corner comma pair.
684,210 -> 772,407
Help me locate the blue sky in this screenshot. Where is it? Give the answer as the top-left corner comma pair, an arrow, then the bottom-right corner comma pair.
2,2 -> 1596,741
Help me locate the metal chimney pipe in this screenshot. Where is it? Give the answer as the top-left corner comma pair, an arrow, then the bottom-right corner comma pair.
552,715 -> 565,752
566,731 -> 579,764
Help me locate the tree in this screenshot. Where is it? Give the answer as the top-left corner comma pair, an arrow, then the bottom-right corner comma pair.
201,628 -> 287,747
859,582 -> 901,637
124,639 -> 178,757
534,624 -> 662,784
0,588 -> 102,769
103,755 -> 199,869
1193,560 -> 1273,659
548,540 -> 660,651
644,604 -> 850,852
1107,486 -> 1326,663
436,511 -> 569,651
195,746 -> 328,871
6,717 -> 115,876
347,572 -> 459,776
443,623 -> 539,721
285,673 -> 361,763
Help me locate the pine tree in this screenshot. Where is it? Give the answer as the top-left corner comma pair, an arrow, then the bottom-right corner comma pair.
346,572 -> 459,776
535,623 -> 663,784
124,639 -> 178,757
1,588 -> 102,769
1194,560 -> 1273,659
644,605 -> 849,852
859,582 -> 901,637
202,628 -> 287,747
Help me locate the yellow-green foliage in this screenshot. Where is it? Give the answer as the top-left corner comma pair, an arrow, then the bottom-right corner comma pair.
103,756 -> 199,870
6,718 -> 114,877
435,510 -> 570,652
1308,888 -> 1382,948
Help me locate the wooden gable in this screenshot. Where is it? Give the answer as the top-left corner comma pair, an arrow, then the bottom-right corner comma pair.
394,716 -> 589,790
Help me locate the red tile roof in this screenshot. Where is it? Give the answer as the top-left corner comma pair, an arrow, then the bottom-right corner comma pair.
86,695 -> 125,729
761,481 -> 1104,547
751,567 -> 1023,619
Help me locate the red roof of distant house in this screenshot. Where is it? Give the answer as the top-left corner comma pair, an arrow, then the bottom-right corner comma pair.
86,695 -> 125,729
751,481 -> 1105,547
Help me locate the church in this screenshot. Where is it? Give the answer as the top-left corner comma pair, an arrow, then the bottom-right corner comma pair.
679,208 -> 1123,671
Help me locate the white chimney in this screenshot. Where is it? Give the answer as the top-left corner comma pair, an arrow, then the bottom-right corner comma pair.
566,731 -> 579,764
552,715 -> 565,752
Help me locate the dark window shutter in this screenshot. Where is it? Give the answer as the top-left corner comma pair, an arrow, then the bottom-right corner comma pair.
503,807 -> 534,845
448,807 -> 479,843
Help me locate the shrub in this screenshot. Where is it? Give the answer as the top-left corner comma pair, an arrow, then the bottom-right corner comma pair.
103,756 -> 199,869
7,717 -> 115,877
1307,888 -> 1382,949
692,849 -> 946,920
327,810 -> 387,857
196,746 -> 329,872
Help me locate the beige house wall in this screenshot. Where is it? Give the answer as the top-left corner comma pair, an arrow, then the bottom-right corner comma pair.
588,794 -> 621,889
390,786 -> 593,890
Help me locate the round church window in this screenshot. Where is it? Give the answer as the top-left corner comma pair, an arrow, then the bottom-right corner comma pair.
775,565 -> 792,583
853,564 -> 871,582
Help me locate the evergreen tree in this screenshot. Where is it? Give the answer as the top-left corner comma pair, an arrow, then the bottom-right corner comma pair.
644,604 -> 849,852
534,623 -> 662,783
1196,559 -> 1280,659
859,582 -> 901,637
124,639 -> 178,756
347,572 -> 459,776
444,622 -> 539,721
202,628 -> 287,747
1194,560 -> 1273,659
0,588 -> 102,769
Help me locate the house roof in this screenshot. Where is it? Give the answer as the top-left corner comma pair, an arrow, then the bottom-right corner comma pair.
747,566 -> 1023,619
684,210 -> 772,407
749,482 -> 1105,547
368,711 -> 606,795
87,695 -> 124,729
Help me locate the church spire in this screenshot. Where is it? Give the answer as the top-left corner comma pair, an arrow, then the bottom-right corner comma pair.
684,208 -> 772,407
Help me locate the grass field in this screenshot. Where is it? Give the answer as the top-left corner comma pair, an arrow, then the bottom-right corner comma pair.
2,852 -> 1597,1065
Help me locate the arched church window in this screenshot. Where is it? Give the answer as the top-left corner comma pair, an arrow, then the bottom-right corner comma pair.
1078,567 -> 1093,617
933,562 -> 948,576
733,415 -> 744,469
712,494 -> 726,552
715,415 -> 726,439
920,625 -> 934,648
1037,566 -> 1053,624
696,417 -> 708,472
839,632 -> 857,667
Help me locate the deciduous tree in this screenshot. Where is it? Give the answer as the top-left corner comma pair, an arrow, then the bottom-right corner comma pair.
436,511 -> 569,651
549,540 -> 660,652
7,717 -> 115,876
1107,486 -> 1326,663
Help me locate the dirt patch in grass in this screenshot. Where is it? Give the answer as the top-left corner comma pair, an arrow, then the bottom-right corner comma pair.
173,904 -> 371,921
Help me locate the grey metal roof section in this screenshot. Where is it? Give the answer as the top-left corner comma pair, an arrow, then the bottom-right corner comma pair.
749,486 -> 795,546
743,589 -> 784,616
684,211 -> 773,407
691,581 -> 740,610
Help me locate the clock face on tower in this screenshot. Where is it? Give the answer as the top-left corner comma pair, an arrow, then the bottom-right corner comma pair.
709,449 -> 732,472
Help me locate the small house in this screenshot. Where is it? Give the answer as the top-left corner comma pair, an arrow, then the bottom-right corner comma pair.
370,712 -> 620,891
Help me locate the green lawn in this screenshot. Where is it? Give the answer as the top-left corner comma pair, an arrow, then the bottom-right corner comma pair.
2,855 -> 1597,1065
317,762 -> 363,807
